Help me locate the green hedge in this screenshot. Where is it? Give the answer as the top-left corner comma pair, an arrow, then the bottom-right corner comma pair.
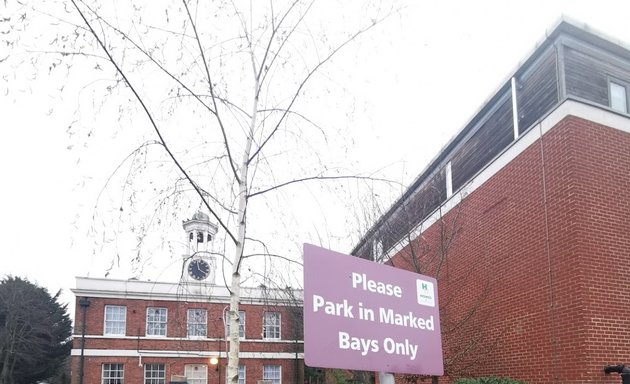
454,378 -> 525,384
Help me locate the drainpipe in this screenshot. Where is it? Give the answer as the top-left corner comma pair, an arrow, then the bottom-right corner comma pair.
78,297 -> 90,384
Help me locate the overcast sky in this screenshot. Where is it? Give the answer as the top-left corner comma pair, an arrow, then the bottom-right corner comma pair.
2,0 -> 630,316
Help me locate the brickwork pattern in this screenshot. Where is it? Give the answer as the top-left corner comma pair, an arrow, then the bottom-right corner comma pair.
71,296 -> 303,384
390,116 -> 630,384
71,356 -> 302,384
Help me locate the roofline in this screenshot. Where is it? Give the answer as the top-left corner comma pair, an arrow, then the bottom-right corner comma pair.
351,17 -> 630,256
71,276 -> 303,304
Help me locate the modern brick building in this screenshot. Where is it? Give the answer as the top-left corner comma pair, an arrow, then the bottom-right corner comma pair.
70,213 -> 303,384
353,19 -> 630,384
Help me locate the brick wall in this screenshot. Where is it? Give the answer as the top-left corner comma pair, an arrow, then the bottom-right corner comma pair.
72,356 -> 302,384
72,295 -> 303,384
389,116 -> 630,384
75,297 -> 302,342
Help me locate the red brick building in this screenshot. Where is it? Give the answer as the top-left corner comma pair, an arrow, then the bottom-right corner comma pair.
353,19 -> 630,384
71,213 -> 303,384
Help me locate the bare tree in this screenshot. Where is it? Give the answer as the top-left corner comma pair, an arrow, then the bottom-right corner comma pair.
353,187 -> 496,381
4,1 -> 399,382
394,203 -> 494,379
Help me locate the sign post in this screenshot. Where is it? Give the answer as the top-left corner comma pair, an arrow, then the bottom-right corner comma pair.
304,243 -> 443,376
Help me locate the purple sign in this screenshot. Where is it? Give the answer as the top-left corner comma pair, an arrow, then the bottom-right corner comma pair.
304,244 -> 443,376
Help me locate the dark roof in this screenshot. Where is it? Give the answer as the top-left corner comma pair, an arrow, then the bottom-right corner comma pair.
351,17 -> 630,257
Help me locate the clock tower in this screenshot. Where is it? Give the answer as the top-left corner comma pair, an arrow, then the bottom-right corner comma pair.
182,212 -> 218,284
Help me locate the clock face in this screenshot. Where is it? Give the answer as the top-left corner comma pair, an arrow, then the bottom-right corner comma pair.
188,259 -> 210,280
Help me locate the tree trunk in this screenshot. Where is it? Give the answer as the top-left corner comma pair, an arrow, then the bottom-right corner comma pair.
227,74 -> 259,384
226,151 -> 249,384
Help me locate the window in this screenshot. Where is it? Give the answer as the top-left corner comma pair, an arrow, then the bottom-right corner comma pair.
263,365 -> 281,384
104,306 -> 126,335
227,365 -> 245,384
263,312 -> 280,339
610,81 -> 628,113
144,364 -> 165,384
226,311 -> 246,339
187,309 -> 207,337
185,364 -> 207,384
238,365 -> 245,384
146,307 -> 167,336
102,363 -> 124,384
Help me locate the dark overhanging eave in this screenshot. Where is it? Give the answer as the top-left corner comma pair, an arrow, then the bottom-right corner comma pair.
350,17 -> 630,257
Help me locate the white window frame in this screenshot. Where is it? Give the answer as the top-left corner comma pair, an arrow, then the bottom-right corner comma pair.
263,312 -> 281,340
104,306 -> 126,336
187,308 -> 207,338
184,364 -> 207,384
102,363 -> 124,384
144,363 -> 165,384
226,365 -> 245,384
226,310 -> 246,339
609,79 -> 629,113
238,365 -> 245,384
263,365 -> 281,384
146,307 -> 167,337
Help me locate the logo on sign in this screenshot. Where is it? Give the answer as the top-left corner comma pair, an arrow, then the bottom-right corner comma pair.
416,279 -> 435,307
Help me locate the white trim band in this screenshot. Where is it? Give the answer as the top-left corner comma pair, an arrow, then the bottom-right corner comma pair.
72,334 -> 303,344
71,349 -> 303,359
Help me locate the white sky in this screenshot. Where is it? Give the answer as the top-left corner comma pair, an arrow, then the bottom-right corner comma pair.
2,0 -> 630,317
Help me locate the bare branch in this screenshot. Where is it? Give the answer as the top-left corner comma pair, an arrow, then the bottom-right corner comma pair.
88,8 -> 216,114
248,12 -> 391,165
255,0 -> 306,97
258,107 -> 326,137
241,253 -> 303,267
248,174 -> 399,199
71,0 -> 238,245
93,140 -> 164,212
25,49 -> 107,60
181,0 -> 240,183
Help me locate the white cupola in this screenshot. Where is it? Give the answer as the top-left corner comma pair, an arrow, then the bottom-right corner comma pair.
181,212 -> 218,285
182,212 -> 218,257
